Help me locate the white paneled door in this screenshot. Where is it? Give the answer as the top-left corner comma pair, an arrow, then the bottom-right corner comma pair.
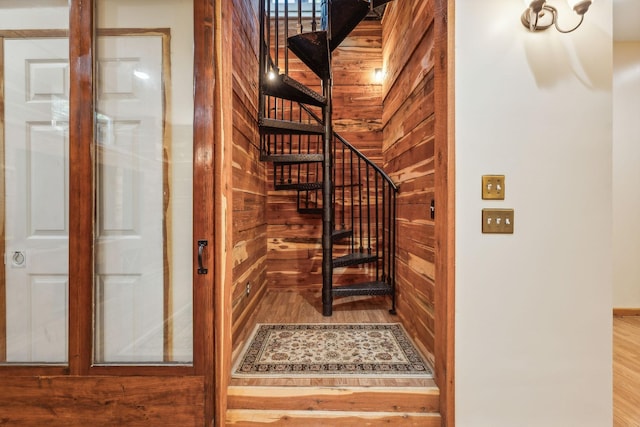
94,35 -> 165,363
4,38 -> 70,363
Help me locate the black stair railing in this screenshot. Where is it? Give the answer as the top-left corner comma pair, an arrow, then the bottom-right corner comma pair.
298,105 -> 398,287
259,0 -> 322,81
332,133 -> 398,299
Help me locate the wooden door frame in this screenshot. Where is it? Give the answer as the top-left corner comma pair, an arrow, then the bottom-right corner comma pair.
193,0 -> 233,424
434,0 -> 455,426
69,0 -> 205,378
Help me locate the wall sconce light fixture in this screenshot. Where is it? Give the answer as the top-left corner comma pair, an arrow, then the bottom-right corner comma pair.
521,0 -> 593,33
374,68 -> 385,83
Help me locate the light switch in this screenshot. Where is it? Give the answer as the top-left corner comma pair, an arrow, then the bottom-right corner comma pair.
482,209 -> 514,234
482,175 -> 505,200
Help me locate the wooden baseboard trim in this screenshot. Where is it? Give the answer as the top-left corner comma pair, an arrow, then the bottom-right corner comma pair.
613,308 -> 640,317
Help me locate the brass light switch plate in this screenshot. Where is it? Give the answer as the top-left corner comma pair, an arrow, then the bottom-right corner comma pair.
482,175 -> 505,200
482,209 -> 514,234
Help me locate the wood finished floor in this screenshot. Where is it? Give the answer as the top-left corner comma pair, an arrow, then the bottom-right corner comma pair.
614,315 -> 640,426
231,290 -> 436,388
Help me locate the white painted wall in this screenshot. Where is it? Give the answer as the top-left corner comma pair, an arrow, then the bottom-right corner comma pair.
613,42 -> 640,308
455,1 -> 613,425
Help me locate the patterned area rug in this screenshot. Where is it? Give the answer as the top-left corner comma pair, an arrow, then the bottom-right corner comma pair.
232,323 -> 433,378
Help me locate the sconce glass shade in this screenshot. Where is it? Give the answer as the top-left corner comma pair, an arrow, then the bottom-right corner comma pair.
521,1 -> 553,31
374,68 -> 385,83
526,0 -> 546,13
567,0 -> 592,15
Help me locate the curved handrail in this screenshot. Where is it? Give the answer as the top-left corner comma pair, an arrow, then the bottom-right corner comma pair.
300,103 -> 397,192
333,132 -> 398,193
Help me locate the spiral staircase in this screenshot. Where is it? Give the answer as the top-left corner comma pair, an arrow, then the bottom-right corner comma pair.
259,0 -> 397,316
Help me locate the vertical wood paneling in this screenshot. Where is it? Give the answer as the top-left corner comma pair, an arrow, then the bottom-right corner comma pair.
381,1 -> 437,364
384,1 -> 455,423
231,0 -> 268,355
266,21 -> 384,291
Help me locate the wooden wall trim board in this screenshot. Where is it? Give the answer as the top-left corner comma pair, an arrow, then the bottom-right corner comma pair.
160,30 -> 174,362
614,308 -> 640,316
434,0 -> 455,425
68,0 -> 95,377
213,0 -> 235,425
192,0 -> 219,424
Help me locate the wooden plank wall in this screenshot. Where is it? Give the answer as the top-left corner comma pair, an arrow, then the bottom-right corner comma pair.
381,2 -> 437,361
231,0 -> 268,340
266,20 -> 384,291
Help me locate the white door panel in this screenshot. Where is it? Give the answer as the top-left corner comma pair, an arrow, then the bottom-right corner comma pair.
4,38 -> 69,363
95,35 -> 164,362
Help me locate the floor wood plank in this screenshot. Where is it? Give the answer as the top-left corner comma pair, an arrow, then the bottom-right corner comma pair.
226,409 -> 442,426
614,315 -> 640,426
227,386 -> 439,413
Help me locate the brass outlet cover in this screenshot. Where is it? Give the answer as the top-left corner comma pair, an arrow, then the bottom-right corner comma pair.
482,208 -> 514,234
482,175 -> 505,200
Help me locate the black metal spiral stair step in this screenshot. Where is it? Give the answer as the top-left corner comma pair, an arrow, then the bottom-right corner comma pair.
332,229 -> 353,241
274,182 -> 323,191
263,73 -> 326,107
332,252 -> 377,268
372,0 -> 393,8
260,153 -> 324,164
287,31 -> 330,79
332,281 -> 393,297
259,118 -> 324,135
329,0 -> 370,51
298,207 -> 323,215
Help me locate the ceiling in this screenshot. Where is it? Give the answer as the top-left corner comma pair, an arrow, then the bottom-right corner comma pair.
613,0 -> 640,41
